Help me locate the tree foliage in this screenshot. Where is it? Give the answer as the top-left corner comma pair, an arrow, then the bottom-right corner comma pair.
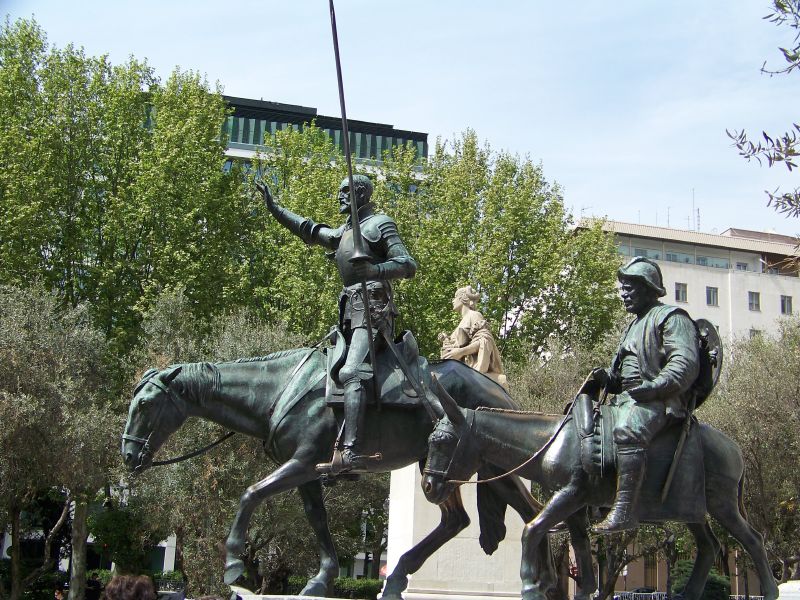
699,317 -> 800,582
728,0 -> 800,219
0,17 -> 252,358
0,285 -> 116,600
671,559 -> 730,600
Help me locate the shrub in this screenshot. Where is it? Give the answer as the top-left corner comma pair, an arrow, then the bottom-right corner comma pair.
286,576 -> 383,600
671,559 -> 730,600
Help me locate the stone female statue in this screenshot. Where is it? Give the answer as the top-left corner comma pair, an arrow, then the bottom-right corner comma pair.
439,285 -> 508,390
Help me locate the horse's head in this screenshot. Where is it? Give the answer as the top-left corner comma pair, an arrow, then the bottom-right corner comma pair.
122,365 -> 187,473
421,378 -> 481,505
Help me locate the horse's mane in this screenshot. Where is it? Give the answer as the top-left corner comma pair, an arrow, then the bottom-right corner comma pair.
231,348 -> 309,363
179,362 -> 221,407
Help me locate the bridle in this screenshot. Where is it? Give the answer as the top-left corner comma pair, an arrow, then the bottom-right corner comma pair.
422,411 -> 476,482
122,375 -> 188,473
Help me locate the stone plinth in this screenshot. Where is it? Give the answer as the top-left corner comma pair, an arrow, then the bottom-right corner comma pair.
385,465 -> 527,600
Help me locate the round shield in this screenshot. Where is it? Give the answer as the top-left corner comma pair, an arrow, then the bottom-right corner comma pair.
694,318 -> 724,407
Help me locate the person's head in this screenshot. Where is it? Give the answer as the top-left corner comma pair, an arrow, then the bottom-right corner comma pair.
453,285 -> 479,311
90,573 -> 99,581
55,589 -> 65,600
617,257 -> 665,316
338,175 -> 373,214
102,576 -> 156,600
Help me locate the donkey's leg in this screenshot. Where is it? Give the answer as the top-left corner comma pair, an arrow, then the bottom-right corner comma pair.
680,521 -> 720,600
520,484 -> 586,600
296,480 -> 339,597
491,475 -> 558,600
566,509 -> 597,600
708,487 -> 779,600
224,458 -> 316,584
382,486 -> 470,600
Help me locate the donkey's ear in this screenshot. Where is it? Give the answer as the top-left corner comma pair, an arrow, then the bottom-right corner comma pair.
431,374 -> 465,427
162,366 -> 183,385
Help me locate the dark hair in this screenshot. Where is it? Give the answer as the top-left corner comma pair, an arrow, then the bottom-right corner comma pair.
102,576 -> 156,600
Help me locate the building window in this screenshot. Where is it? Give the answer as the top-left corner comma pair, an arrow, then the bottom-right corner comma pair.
675,282 -> 688,303
781,295 -> 793,315
633,247 -> 661,261
736,262 -> 749,271
750,328 -> 762,339
697,255 -> 730,269
666,250 -> 694,264
706,286 -> 719,306
748,291 -> 760,311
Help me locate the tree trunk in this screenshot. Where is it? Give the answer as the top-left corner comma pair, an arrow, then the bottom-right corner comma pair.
368,541 -> 384,580
9,506 -> 21,600
720,544 -> 731,578
69,498 -> 89,600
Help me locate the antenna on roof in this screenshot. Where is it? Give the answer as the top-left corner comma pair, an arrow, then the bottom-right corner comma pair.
697,208 -> 700,232
692,188 -> 696,231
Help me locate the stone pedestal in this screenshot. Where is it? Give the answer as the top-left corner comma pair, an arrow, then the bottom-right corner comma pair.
385,465 -> 527,600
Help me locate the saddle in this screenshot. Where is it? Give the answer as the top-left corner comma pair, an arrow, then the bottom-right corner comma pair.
573,394 -> 706,522
324,329 -> 425,409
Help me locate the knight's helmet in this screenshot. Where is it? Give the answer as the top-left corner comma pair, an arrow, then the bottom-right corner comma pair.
617,256 -> 667,297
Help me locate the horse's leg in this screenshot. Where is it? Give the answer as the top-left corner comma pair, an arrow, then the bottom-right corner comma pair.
708,484 -> 779,600
680,521 -> 720,600
224,458 -> 316,585
520,484 -> 586,600
296,480 -> 339,597
566,509 -> 596,600
489,475 -> 558,600
382,486 -> 470,600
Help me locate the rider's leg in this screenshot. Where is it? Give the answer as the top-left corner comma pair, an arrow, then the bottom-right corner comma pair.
592,444 -> 646,533
594,395 -> 666,533
323,327 -> 371,473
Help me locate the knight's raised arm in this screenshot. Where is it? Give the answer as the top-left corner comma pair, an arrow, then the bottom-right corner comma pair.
259,182 -> 338,250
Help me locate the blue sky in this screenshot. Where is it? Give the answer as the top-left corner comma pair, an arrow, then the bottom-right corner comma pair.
5,0 -> 800,236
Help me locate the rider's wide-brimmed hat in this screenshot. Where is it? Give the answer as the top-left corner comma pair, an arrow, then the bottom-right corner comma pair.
617,257 -> 667,297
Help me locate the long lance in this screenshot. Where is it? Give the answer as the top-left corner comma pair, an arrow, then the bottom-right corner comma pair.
328,0 -> 379,404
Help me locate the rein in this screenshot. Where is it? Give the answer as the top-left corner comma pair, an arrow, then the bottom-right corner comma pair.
445,408 -> 572,485
150,430 -> 237,467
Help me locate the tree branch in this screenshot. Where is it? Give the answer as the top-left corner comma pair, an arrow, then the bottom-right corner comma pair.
21,494 -> 72,590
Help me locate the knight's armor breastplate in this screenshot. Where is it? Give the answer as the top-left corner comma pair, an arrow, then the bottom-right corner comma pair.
335,225 -> 384,287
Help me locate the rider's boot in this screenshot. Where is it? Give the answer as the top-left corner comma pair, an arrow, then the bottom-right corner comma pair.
316,379 -> 368,475
592,445 -> 646,534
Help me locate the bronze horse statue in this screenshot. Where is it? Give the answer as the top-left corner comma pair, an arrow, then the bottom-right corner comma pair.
421,379 -> 780,600
121,349 -> 558,598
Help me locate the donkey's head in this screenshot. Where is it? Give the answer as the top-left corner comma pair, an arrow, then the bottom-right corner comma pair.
421,376 -> 482,504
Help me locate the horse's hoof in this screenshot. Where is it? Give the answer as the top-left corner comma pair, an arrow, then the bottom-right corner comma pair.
224,559 -> 246,585
381,575 -> 407,599
300,579 -> 329,597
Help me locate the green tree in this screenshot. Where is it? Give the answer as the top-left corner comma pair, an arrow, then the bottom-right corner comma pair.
700,318 -> 800,582
0,285 -> 116,600
728,0 -> 800,219
0,17 -> 254,360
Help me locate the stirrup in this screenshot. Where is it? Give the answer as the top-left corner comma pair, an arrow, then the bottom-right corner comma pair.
315,449 -> 382,476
